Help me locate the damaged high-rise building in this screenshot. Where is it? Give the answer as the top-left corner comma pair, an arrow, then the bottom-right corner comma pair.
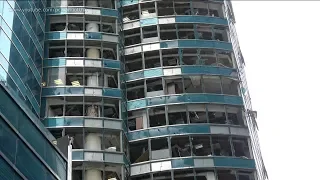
0,0 -> 267,180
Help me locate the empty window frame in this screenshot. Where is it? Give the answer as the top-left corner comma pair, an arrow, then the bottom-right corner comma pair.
157,1 -> 174,16
207,104 -> 227,124
217,51 -> 233,68
144,51 -> 161,69
48,68 -> 66,86
216,170 -> 237,180
168,105 -> 188,125
221,77 -> 239,95
164,76 -> 183,95
103,98 -> 119,118
152,172 -> 172,180
212,136 -> 232,156
125,53 -> 143,72
160,24 -> 177,41
238,171 -> 254,180
102,45 -> 117,60
232,137 -> 250,158
181,49 -> 198,65
226,106 -> 244,125
50,15 -> 67,31
142,25 -> 158,42
103,69 -> 118,88
128,109 -> 147,131
66,67 -> 83,86
214,27 -> 228,42
124,28 -> 141,46
203,76 -> 222,94
123,4 -> 139,22
174,1 -> 191,15
46,97 -> 64,117
65,97 -> 84,116
184,75 -> 202,93
151,138 -> 170,160
68,0 -> 84,6
188,104 -> 207,124
191,135 -> 212,156
67,47 -> 83,57
162,49 -> 180,67
146,78 -> 163,97
127,80 -> 144,100
101,16 -> 116,34
102,131 -> 120,152
130,140 -> 149,163
100,0 -> 115,9
200,49 -> 217,65
196,24 -> 213,40
173,169 -> 195,180
192,1 -> 209,16
177,24 -> 195,39
208,3 -> 223,18
171,136 -> 191,157
68,15 -> 84,31
148,106 -> 166,127
140,2 -> 156,19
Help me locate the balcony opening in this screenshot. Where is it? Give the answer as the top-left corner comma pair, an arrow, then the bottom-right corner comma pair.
171,136 -> 191,157
188,104 -> 207,123
203,76 -> 222,94
131,175 -> 151,180
212,136 -> 232,156
174,1 -> 191,15
125,53 -> 142,72
173,170 -> 195,180
103,70 -> 118,88
209,3 -> 223,18
102,132 -> 120,152
72,170 -> 82,180
123,4 -> 139,22
103,98 -> 119,119
162,49 -> 179,67
217,170 -> 236,180
67,48 -> 83,57
103,47 -> 117,60
128,109 -> 147,131
157,1 -> 174,16
181,49 -> 198,65
217,52 -> 233,68
148,107 -> 166,127
164,76 -> 183,95
200,49 -> 217,66
146,78 -> 163,97
140,2 -> 156,19
153,172 -> 171,180
142,26 -> 158,43
130,140 -> 149,163
127,80 -> 144,100
50,15 -> 67,31
102,16 -> 116,33
65,97 -> 84,116
46,97 -> 64,117
51,22 -> 66,31
49,48 -> 65,58
100,0 -> 114,9
168,105 -> 187,125
232,137 -> 250,158
151,138 -> 169,160
160,24 -> 177,41
48,67 -> 66,86
196,24 -> 212,40
207,105 -> 227,124
66,67 -> 83,86
144,51 -> 161,69
178,24 -> 195,39
226,106 -> 244,125
192,1 -> 209,16
124,28 -> 141,46
191,136 -> 212,156
221,77 -> 239,95
184,75 -> 202,93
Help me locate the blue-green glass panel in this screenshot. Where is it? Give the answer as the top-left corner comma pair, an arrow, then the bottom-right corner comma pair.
44,58 -> 66,67
103,59 -> 120,69
128,130 -> 150,141
178,40 -> 233,51
219,67 -> 237,76
42,87 -> 65,96
103,88 -> 121,98
147,96 -> 166,106
46,7 -> 68,14
0,156 -> 23,180
224,96 -> 243,105
207,94 -> 225,103
121,0 -> 139,6
72,151 -> 84,160
166,95 -> 184,104
44,118 -> 64,127
46,32 -> 67,40
65,87 -> 84,95
125,71 -> 144,81
160,41 -> 179,48
85,32 -> 102,40
0,117 -> 18,162
182,66 -> 220,75
213,157 -> 255,169
67,7 -> 85,13
148,126 -> 168,137
140,18 -> 158,26
65,117 -> 84,126
144,68 -> 163,78
172,158 -> 194,168
175,16 -> 228,26
101,9 -> 118,17
127,99 -> 146,110
185,94 -> 208,103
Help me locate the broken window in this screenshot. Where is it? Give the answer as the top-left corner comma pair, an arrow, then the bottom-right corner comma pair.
102,47 -> 117,60
173,170 -> 195,180
84,96 -> 103,117
153,172 -> 172,180
191,136 -> 212,156
178,24 -> 195,39
162,49 -> 179,67
209,3 -> 223,18
125,53 -> 142,72
142,26 -> 158,42
103,98 -> 119,119
50,15 -> 67,31
100,0 -> 115,9
212,136 -> 232,156
157,1 -> 174,16
184,75 -> 202,93
221,77 -> 239,95
49,47 -> 65,58
101,16 -> 116,34
216,170 -> 237,180
66,67 -> 83,86
238,171 -> 254,180
171,136 -> 191,157
84,67 -> 103,87
103,70 -> 118,88
128,109 -> 147,131
200,49 -> 217,66
46,97 -> 64,117
124,28 -> 141,46
196,24 -> 213,40
127,80 -> 144,100
217,52 -> 233,68
148,107 -> 166,127
174,1 -> 191,15
72,170 -> 82,180
146,78 -> 163,97
181,49 -> 198,65
102,131 -> 120,152
168,105 -> 187,125
48,68 -> 66,86
226,106 -> 244,125
188,104 -> 207,123
123,4 -> 139,22
130,140 -> 149,163
164,76 -> 183,95
68,15 -> 84,31
151,138 -> 169,160
144,51 -> 161,69
203,76 -> 222,94
67,48 -> 83,57
65,97 -> 84,116
207,105 -> 227,124
232,137 -> 250,158
192,1 -> 209,16
160,24 -> 177,41
66,129 -> 83,149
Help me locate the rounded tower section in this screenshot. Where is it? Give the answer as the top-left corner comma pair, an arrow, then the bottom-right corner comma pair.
121,1 -> 256,180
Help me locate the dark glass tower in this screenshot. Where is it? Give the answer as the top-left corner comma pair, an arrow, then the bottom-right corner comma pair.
0,0 -> 67,179
1,0 -> 267,180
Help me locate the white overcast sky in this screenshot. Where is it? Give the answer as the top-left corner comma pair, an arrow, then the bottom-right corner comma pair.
232,1 -> 320,180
